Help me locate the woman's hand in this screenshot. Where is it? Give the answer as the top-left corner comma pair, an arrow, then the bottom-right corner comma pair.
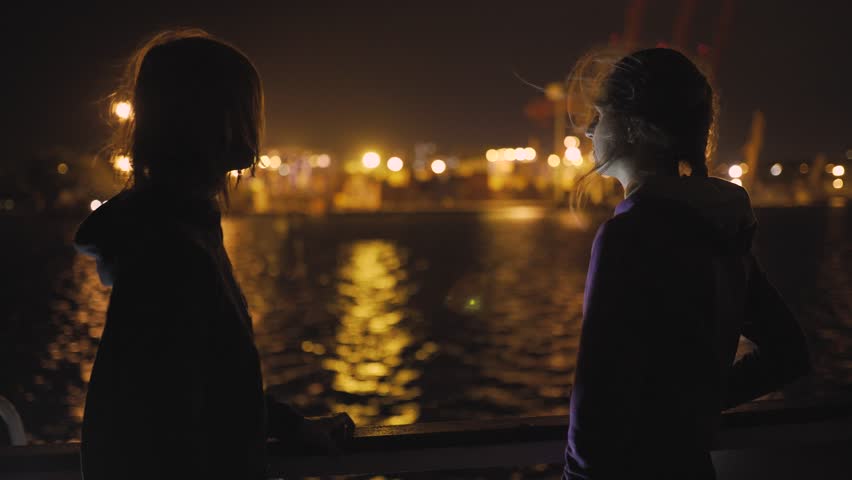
296,413 -> 355,454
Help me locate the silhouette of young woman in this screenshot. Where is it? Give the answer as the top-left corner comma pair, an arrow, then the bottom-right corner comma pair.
74,30 -> 353,479
563,48 -> 811,479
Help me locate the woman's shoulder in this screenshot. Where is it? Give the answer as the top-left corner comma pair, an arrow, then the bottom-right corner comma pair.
78,188 -> 220,285
594,210 -> 644,250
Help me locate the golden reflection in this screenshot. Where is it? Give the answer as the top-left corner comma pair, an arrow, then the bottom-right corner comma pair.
35,252 -> 110,439
221,217 -> 295,333
326,240 -> 421,426
481,205 -> 545,222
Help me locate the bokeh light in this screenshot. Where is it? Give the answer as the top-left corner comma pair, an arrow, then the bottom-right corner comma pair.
547,154 -> 561,168
113,101 -> 132,120
317,154 -> 331,168
362,152 -> 381,169
486,149 -> 498,162
833,178 -> 844,189
563,136 -> 580,149
431,159 -> 446,174
387,157 -> 404,172
832,165 -> 845,177
770,163 -> 783,176
113,155 -> 132,173
564,147 -> 582,166
90,200 -> 102,211
728,164 -> 743,179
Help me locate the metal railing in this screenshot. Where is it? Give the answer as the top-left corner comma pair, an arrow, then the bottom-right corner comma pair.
2,397 -> 852,479
0,395 -> 26,447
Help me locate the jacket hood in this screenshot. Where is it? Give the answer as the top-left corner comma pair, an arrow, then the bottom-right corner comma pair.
74,187 -> 219,286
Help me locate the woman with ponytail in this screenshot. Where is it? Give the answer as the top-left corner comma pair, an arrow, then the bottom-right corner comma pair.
564,48 -> 811,479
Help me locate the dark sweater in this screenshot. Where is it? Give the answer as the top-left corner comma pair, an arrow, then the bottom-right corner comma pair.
564,177 -> 811,480
74,186 -> 302,479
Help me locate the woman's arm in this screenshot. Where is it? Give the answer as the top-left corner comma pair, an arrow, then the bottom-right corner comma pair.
266,393 -> 355,453
265,393 -> 304,438
565,220 -> 648,479
723,255 -> 812,410
101,241 -> 214,477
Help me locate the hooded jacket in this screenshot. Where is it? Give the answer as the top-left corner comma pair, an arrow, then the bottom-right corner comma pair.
564,176 -> 811,479
74,186 -> 301,479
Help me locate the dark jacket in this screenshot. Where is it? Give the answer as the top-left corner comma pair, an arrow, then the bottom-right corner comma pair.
74,186 -> 301,479
564,176 -> 811,480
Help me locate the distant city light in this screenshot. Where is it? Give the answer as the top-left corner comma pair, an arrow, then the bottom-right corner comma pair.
387,156 -> 404,172
269,155 -> 282,169
258,155 -> 270,169
486,149 -> 498,162
228,170 -> 241,178
847,149 -> 852,160
317,154 -> 331,168
523,147 -> 537,161
563,136 -> 580,149
503,148 -> 517,161
113,155 -> 132,173
770,163 -> 783,176
730,178 -> 743,186
832,165 -> 845,177
90,200 -> 103,211
113,101 -> 133,120
514,148 -> 526,161
57,163 -> 68,175
362,152 -> 381,169
833,178 -> 844,189
728,164 -> 743,179
739,163 -> 749,174
799,163 -> 809,174
825,163 -> 835,174
565,147 -> 583,165
431,159 -> 447,174
3,199 -> 14,210
278,164 -> 291,176
464,296 -> 482,313
547,154 -> 561,167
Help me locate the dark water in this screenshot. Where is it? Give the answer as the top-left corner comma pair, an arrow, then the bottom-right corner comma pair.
1,206 -> 850,444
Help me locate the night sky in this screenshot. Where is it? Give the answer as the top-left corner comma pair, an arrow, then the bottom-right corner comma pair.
3,1 -> 850,165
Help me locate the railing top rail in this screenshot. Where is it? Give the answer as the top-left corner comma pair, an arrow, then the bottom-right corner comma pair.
3,396 -> 852,477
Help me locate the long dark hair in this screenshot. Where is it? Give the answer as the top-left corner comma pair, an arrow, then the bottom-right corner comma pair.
569,47 -> 718,184
108,29 -> 264,200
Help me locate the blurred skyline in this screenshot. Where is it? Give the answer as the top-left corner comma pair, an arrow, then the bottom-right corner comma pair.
3,1 -> 850,165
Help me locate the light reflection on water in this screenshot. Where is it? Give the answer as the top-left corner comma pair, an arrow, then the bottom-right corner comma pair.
2,207 -> 850,442
325,240 -> 423,425
26,253 -> 109,442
